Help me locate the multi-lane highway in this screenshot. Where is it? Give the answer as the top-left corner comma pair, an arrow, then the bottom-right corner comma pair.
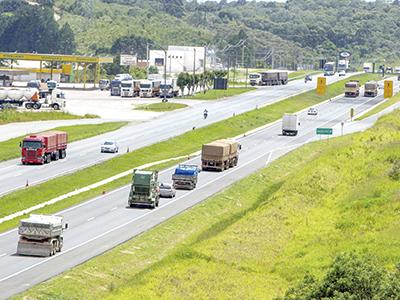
0,84 -> 391,299
0,74 -> 343,197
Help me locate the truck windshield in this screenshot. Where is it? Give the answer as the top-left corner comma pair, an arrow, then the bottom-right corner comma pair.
160,84 -> 172,90
111,82 -> 120,87
140,84 -> 151,89
249,74 -> 260,79
23,141 -> 42,149
324,64 -> 334,71
121,83 -> 131,88
345,83 -> 357,88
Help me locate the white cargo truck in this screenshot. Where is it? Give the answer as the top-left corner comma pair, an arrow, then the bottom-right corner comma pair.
17,214 -> 68,257
282,113 -> 299,136
249,73 -> 262,86
121,79 -> 134,97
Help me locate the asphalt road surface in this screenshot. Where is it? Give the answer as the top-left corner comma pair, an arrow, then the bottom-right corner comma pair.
0,74 -> 344,197
0,86 -> 390,299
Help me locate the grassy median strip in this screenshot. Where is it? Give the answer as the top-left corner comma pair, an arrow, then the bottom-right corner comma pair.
0,110 -> 98,125
184,87 -> 256,100
356,91 -> 400,120
0,73 -> 379,232
17,109 -> 400,300
0,122 -> 128,162
134,102 -> 188,112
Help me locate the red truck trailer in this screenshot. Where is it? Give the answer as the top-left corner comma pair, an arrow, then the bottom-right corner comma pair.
21,131 -> 68,165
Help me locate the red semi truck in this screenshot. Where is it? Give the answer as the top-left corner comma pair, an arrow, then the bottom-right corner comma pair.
21,131 -> 68,165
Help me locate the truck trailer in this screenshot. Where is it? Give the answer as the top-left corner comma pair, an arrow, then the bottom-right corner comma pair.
21,131 -> 68,165
282,113 -> 299,136
324,62 -> 336,76
260,71 -> 288,86
364,81 -> 378,97
201,139 -> 239,171
172,164 -> 199,190
345,81 -> 360,97
128,170 -> 160,208
17,214 -> 67,257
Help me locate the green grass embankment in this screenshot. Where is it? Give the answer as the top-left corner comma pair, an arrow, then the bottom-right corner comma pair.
0,110 -> 98,125
356,91 -> 400,120
17,109 -> 400,300
185,87 -> 256,100
134,102 -> 187,112
0,122 -> 128,162
0,73 -> 380,234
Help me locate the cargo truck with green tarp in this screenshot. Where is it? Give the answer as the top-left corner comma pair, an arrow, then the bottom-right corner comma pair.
128,170 -> 160,209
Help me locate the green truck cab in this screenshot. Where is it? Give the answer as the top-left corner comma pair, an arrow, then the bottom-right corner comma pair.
128,170 -> 160,209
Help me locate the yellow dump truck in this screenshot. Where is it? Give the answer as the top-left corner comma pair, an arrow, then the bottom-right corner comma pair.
344,80 -> 360,97
364,81 -> 378,97
201,139 -> 239,171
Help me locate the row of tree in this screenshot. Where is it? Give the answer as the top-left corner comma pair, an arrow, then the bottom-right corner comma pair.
176,70 -> 228,96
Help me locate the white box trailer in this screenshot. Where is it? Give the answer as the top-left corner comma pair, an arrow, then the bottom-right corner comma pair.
282,113 -> 299,136
17,214 -> 67,257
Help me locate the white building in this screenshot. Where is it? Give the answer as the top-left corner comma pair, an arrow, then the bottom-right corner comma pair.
149,46 -> 211,75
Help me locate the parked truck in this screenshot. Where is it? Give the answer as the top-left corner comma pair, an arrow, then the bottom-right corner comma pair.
364,81 -> 378,97
344,80 -> 360,97
0,88 -> 65,110
249,73 -> 262,86
201,139 -> 239,171
110,79 -> 121,96
172,164 -> 199,190
160,79 -> 179,98
140,80 -> 161,97
121,79 -> 134,97
260,71 -> 288,86
282,113 -> 299,136
128,170 -> 160,208
17,214 -> 67,257
363,63 -> 373,73
21,131 -> 67,165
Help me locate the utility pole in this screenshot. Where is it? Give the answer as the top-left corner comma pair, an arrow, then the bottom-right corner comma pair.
146,43 -> 149,79
241,44 -> 245,68
163,49 -> 167,102
193,48 -> 196,76
203,45 -> 207,73
271,48 -> 275,69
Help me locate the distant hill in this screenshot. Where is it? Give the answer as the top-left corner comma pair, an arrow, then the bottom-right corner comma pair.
1,0 -> 400,67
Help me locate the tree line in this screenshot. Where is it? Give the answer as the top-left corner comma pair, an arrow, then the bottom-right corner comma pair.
176,70 -> 228,96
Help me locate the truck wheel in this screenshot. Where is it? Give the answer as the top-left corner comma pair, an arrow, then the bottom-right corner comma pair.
33,103 -> 40,110
46,154 -> 51,164
25,103 -> 33,109
53,103 -> 60,110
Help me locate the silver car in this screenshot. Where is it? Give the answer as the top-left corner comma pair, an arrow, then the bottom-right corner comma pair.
101,141 -> 119,153
159,183 -> 176,198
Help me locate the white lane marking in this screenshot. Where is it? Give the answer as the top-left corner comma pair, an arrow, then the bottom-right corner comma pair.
87,217 -> 95,222
110,207 -> 117,212
0,253 -> 6,258
12,173 -> 22,177
266,151 -> 273,165
0,149 -> 272,284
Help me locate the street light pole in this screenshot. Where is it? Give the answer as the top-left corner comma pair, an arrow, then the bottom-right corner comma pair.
163,49 -> 167,102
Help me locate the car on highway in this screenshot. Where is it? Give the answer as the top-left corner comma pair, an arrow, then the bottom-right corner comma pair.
159,183 -> 176,198
307,107 -> 318,116
338,70 -> 346,77
101,141 -> 119,153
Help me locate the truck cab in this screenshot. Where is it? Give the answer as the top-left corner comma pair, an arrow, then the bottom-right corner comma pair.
121,80 -> 134,97
128,170 -> 160,208
140,80 -> 161,98
160,79 -> 179,98
249,73 -> 262,86
99,79 -> 110,91
344,81 -> 360,97
110,79 -> 121,96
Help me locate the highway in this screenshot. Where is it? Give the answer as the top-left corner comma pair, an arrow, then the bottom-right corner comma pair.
0,85 -> 390,299
0,74 -> 343,197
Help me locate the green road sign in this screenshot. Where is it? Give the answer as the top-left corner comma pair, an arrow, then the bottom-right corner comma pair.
316,128 -> 333,135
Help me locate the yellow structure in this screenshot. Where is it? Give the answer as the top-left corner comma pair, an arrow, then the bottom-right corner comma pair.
384,80 -> 393,99
317,77 -> 327,96
0,52 -> 113,88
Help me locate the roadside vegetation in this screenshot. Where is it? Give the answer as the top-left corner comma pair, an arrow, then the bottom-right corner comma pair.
0,73 -> 380,234
357,92 -> 400,120
134,102 -> 187,112
18,109 -> 400,299
0,122 -> 127,162
0,110 -> 97,125
184,87 -> 256,100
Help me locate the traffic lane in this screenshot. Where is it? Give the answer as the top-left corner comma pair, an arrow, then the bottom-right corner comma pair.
0,150 -> 274,299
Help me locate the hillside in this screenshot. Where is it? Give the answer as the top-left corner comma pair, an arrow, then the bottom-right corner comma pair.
18,110 -> 400,299
1,0 -> 400,68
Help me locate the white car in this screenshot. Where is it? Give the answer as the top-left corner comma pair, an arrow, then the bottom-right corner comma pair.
338,70 -> 346,77
159,183 -> 176,198
101,141 -> 119,153
307,107 -> 318,116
